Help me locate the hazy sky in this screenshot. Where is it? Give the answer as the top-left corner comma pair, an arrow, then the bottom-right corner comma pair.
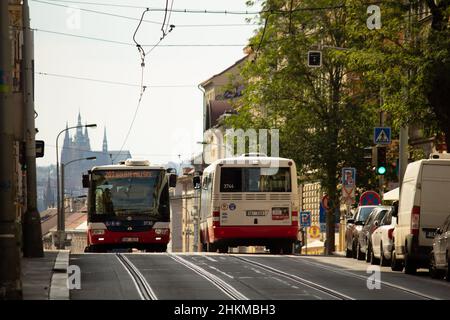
31,0 -> 261,167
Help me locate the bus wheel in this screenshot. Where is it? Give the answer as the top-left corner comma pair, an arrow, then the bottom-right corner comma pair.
218,246 -> 228,254
269,245 -> 281,255
281,243 -> 293,255
207,243 -> 217,253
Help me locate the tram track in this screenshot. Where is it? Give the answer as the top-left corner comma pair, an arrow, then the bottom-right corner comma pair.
234,256 -> 355,300
116,253 -> 158,300
289,256 -> 439,300
169,254 -> 249,300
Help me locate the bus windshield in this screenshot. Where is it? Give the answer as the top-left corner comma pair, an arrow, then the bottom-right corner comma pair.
90,170 -> 164,216
220,167 -> 291,192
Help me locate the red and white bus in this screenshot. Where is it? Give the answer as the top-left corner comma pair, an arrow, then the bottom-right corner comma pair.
83,159 -> 176,252
196,155 -> 299,254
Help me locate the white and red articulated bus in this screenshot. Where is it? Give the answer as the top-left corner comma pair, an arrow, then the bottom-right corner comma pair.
196,155 -> 300,254
83,159 -> 177,253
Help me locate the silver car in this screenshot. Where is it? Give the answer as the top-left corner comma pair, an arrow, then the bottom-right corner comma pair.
429,214 -> 450,281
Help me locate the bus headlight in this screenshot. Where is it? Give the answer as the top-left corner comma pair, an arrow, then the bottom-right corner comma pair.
154,228 -> 169,235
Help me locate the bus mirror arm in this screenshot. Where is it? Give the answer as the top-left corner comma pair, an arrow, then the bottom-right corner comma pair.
169,174 -> 177,188
82,174 -> 90,188
193,176 -> 201,190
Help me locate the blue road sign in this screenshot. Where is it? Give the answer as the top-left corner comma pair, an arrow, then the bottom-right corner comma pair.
374,127 -> 391,145
300,211 -> 311,227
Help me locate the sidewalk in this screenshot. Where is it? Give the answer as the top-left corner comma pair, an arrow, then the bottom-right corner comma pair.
21,250 -> 70,300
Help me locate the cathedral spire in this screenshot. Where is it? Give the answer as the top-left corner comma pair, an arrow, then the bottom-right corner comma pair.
102,127 -> 108,153
75,111 -> 84,142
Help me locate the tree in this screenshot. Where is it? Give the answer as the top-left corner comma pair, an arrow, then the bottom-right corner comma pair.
423,0 -> 450,148
227,0 -> 382,254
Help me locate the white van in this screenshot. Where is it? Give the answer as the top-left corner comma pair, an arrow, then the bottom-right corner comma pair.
392,156 -> 450,274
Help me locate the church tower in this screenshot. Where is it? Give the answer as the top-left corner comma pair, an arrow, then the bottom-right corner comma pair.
102,127 -> 108,153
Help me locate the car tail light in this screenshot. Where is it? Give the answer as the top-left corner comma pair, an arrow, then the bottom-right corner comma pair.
91,229 -> 105,235
213,211 -> 220,227
292,211 -> 298,227
388,228 -> 394,240
411,206 -> 420,237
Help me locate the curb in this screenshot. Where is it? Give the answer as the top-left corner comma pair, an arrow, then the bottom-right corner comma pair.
49,250 -> 70,300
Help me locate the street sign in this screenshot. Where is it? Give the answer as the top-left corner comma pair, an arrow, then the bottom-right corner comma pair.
342,167 -> 356,187
341,186 -> 356,205
309,226 -> 321,238
359,191 -> 381,205
300,211 -> 311,227
308,51 -> 322,67
374,127 -> 391,145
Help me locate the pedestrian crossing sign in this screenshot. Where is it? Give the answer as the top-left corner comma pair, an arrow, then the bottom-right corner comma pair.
374,127 -> 391,145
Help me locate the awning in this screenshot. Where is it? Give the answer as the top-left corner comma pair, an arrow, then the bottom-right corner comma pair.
383,187 -> 399,201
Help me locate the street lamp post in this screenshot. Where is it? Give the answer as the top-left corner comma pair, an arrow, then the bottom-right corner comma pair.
58,156 -> 96,249
55,124 -> 96,249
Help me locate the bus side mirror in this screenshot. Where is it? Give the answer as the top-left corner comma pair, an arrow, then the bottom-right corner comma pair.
82,174 -> 90,188
169,174 -> 177,188
193,176 -> 201,190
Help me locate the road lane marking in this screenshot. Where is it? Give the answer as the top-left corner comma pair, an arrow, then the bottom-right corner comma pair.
289,256 -> 439,300
169,254 -> 248,300
234,256 -> 355,300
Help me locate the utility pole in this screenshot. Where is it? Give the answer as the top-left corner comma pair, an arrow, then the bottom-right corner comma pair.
0,0 -> 23,299
22,0 -> 43,257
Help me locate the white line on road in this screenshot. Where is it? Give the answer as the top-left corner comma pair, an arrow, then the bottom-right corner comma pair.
169,254 -> 248,300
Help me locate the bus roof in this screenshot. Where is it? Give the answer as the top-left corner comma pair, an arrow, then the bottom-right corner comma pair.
90,164 -> 166,171
203,156 -> 295,174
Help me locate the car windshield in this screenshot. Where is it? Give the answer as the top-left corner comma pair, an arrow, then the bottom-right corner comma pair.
357,206 -> 377,222
90,170 -> 164,216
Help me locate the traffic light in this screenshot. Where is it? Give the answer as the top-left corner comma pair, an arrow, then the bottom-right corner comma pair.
376,146 -> 387,175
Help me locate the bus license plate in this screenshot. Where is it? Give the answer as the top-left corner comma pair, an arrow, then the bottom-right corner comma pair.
122,237 -> 139,242
246,210 -> 267,217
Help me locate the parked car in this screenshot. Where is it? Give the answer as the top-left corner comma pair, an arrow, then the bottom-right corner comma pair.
345,205 -> 378,258
357,206 -> 391,262
429,214 -> 450,280
392,155 -> 450,274
370,206 -> 396,266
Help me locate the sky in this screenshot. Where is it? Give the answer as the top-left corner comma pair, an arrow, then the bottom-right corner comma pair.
31,0 -> 262,167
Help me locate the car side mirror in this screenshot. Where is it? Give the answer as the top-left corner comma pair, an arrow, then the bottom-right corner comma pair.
374,221 -> 379,227
193,176 -> 201,190
169,174 -> 177,188
82,174 -> 90,188
346,219 -> 354,224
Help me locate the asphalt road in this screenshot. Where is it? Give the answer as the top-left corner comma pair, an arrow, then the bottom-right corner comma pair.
69,253 -> 450,300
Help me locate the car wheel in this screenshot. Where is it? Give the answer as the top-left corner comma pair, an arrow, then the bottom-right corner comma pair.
380,243 -> 390,267
365,244 -> 371,262
404,254 -> 417,275
357,242 -> 365,261
391,247 -> 404,272
446,254 -> 450,282
370,244 -> 380,265
429,253 -> 444,279
346,247 -> 352,258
